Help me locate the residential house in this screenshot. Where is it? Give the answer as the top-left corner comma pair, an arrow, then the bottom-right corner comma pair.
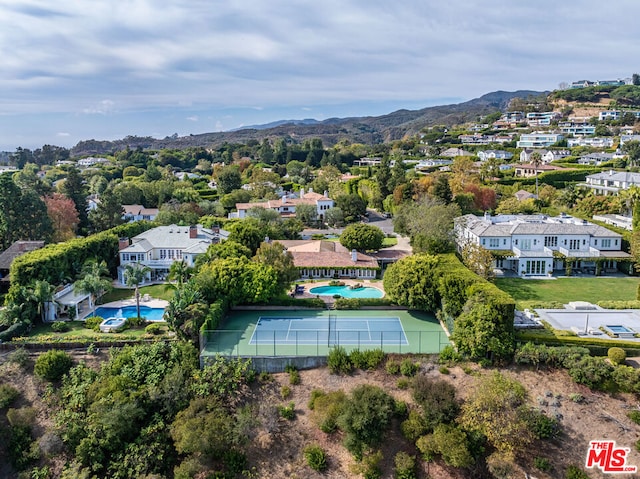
277,240 -> 379,280
477,150 -> 513,162
520,149 -> 548,163
526,112 -> 561,126
122,204 -> 159,222
559,120 -> 596,136
514,164 -> 566,178
517,133 -> 564,148
542,150 -> 572,163
581,170 -> 640,195
0,241 -> 45,290
354,157 -> 382,167
231,189 -> 334,220
620,135 -> 640,147
460,134 -> 493,145
455,213 -> 629,276
415,159 -> 453,171
599,111 -> 622,121
440,147 -> 474,157
592,214 -> 632,231
567,137 -> 614,148
117,224 -> 230,284
77,157 -> 110,167
514,190 -> 537,202
571,80 -> 597,89
577,153 -> 616,166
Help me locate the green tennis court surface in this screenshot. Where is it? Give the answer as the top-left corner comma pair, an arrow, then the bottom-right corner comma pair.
201,309 -> 450,357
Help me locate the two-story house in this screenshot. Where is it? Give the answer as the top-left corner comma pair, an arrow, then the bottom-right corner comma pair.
567,137 -> 614,148
232,189 -> 334,220
122,204 -> 159,222
455,213 -> 630,276
517,133 -> 564,148
117,224 -> 230,284
477,150 -> 513,162
581,170 -> 640,195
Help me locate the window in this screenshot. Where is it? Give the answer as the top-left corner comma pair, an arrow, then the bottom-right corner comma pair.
489,238 -> 499,248
601,239 -> 611,248
503,239 -> 507,245
544,236 -> 558,247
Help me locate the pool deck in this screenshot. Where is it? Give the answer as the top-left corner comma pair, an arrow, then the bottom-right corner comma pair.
291,279 -> 385,304
80,297 -> 169,321
536,306 -> 640,340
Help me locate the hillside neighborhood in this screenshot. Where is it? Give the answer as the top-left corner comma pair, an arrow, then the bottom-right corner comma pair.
4,80 -> 640,478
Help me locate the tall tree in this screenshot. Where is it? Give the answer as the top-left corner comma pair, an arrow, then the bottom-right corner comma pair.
89,187 -> 125,233
60,168 -> 89,233
123,263 -> 152,321
252,241 -> 298,292
45,193 -> 80,242
29,280 -> 55,323
529,151 -> 542,198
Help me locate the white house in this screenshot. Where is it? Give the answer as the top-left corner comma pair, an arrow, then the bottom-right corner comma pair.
517,133 -> 564,148
567,137 -> 614,148
117,224 -> 230,284
477,150 -> 513,162
620,135 -> 640,147
122,204 -> 159,222
526,112 -> 561,126
455,213 -> 630,276
232,189 -> 334,220
581,170 -> 640,195
520,149 -> 549,163
577,153 -> 616,166
542,150 -> 571,163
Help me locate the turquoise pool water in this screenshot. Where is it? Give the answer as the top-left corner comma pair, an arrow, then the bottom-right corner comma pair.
90,306 -> 165,321
309,285 -> 384,299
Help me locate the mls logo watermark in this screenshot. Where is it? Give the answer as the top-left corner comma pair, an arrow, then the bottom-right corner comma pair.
586,440 -> 637,474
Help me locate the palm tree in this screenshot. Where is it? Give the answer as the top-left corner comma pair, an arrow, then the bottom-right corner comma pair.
29,280 -> 55,323
530,151 -> 543,198
74,273 -> 112,317
167,260 -> 193,288
123,263 -> 151,321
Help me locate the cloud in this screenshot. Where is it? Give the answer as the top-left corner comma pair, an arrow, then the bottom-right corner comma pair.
186,116 -> 199,122
56,132 -> 70,137
82,100 -> 115,115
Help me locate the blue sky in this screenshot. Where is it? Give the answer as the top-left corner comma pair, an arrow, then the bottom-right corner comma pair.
1,0 -> 639,151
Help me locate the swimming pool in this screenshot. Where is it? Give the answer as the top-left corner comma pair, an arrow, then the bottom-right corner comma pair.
99,318 -> 127,332
607,325 -> 633,334
90,306 -> 166,321
309,285 -> 384,299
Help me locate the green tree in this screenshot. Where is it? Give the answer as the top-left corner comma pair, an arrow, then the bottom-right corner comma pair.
529,151 -> 542,198
168,260 -> 193,287
339,223 -> 385,251
195,241 -> 252,268
623,140 -> 640,168
59,167 -> 89,233
416,424 -> 474,468
432,175 -> 453,204
123,263 -> 152,321
89,187 -> 125,232
383,254 -> 440,311
335,193 -> 367,222
252,241 -> 298,293
228,220 -> 265,254
459,372 -> 532,454
324,207 -> 345,227
74,270 -> 112,317
29,280 -> 55,323
633,73 -> 640,86
295,203 -> 318,226
216,166 -> 242,195
461,242 -> 495,280
338,384 -> 395,459
164,281 -> 207,342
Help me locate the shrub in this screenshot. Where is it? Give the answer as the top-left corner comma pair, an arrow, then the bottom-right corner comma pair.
411,376 -> 459,429
351,349 -> 385,370
565,465 -> 590,479
394,400 -> 408,417
401,410 -> 428,441
385,358 -> 400,375
350,450 -> 383,479
127,315 -> 146,328
396,378 -> 410,389
259,371 -> 272,382
438,345 -> 462,363
281,385 -> 291,399
310,390 -> 347,433
51,321 -> 69,333
289,369 -> 301,385
608,347 -> 626,365
304,444 -> 328,472
327,346 -> 353,375
0,321 -> 30,342
569,393 -> 584,403
7,348 -> 29,368
439,366 -> 450,375
394,452 -> 417,479
0,384 -> 20,408
34,350 -> 73,381
568,356 -> 614,390
308,388 -> 324,410
534,457 -> 551,471
627,410 -> 640,425
524,410 -> 560,440
145,323 -> 162,335
400,359 -> 419,377
278,402 -> 296,420
84,316 -> 103,332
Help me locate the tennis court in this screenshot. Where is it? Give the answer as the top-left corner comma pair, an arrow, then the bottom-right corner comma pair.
249,315 -> 408,346
200,309 -> 450,358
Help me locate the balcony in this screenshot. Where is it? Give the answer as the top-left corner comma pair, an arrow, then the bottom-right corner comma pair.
558,246 -> 600,258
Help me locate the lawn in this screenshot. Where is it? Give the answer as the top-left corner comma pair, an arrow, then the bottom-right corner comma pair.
382,237 -> 398,247
20,321 -> 170,342
495,277 -> 640,309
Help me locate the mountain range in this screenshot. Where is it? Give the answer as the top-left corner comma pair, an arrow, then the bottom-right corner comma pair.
70,90 -> 546,157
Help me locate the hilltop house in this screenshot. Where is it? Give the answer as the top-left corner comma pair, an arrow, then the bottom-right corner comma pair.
455,213 -> 630,276
567,137 -> 614,148
517,133 -> 564,148
231,189 -> 334,220
477,150 -> 513,161
581,170 -> 640,195
577,153 -> 616,166
117,224 -> 229,284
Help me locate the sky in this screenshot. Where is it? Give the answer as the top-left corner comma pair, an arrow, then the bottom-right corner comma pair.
1,0 -> 639,152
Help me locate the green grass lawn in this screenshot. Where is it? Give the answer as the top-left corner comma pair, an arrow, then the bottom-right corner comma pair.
382,237 -> 398,247
495,277 -> 640,309
22,321 -> 170,342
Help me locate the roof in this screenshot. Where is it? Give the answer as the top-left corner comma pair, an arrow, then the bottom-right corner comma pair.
120,225 -> 229,253
291,251 -> 379,269
0,241 -> 45,270
514,190 -> 537,201
587,171 -> 640,183
459,214 -> 622,238
236,192 -> 333,211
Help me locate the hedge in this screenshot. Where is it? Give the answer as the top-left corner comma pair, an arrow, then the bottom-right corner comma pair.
334,298 -> 395,309
7,222 -> 154,304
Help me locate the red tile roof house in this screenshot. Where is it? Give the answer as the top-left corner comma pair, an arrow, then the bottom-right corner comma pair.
278,240 -> 379,280
230,188 -> 334,220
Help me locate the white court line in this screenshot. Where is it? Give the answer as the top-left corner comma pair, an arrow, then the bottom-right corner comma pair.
248,317 -> 263,345
366,319 -> 372,341
285,318 -> 293,342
